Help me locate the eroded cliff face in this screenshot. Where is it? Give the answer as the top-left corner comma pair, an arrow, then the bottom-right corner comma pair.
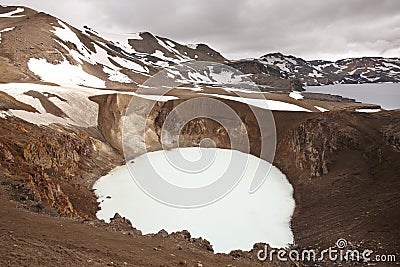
91,94 -> 269,160
278,116 -> 360,177
90,94 -> 133,153
0,117 -> 122,218
382,124 -> 400,152
277,111 -> 400,178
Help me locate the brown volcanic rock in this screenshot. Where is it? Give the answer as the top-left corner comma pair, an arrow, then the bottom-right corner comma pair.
91,93 -> 269,159
107,213 -> 143,236
276,111 -> 400,178
0,116 -> 122,218
27,172 -> 77,217
382,124 -> 400,152
0,9 -> 62,83
89,93 -> 133,153
278,114 -> 360,177
274,110 -> 400,260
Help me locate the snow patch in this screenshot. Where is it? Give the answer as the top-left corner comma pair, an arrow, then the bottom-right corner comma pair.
0,110 -> 11,119
314,106 -> 329,112
103,66 -> 132,83
9,109 -> 69,126
28,58 -> 106,88
0,7 -> 24,18
289,91 -> 304,100
356,109 -> 381,113
99,32 -> 141,54
152,50 -> 175,63
52,20 -> 94,65
0,27 -> 15,33
205,93 -> 312,112
187,44 -> 198,49
208,67 -> 243,84
0,83 -> 100,126
111,56 -> 149,73
165,40 -> 175,47
308,69 -> 323,78
134,94 -> 178,102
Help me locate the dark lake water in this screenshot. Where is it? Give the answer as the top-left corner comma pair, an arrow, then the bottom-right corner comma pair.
306,83 -> 400,110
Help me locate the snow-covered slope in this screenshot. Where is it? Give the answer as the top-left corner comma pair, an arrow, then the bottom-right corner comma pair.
0,5 -> 397,91
0,6 -> 230,89
0,83 -> 178,126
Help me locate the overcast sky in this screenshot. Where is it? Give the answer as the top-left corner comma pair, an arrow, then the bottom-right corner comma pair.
3,0 -> 400,60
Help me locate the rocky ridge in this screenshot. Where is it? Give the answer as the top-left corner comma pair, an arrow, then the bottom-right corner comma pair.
0,5 -> 298,91
250,52 -> 400,86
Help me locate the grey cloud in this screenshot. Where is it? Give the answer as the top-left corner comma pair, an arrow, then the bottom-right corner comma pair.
2,0 -> 400,60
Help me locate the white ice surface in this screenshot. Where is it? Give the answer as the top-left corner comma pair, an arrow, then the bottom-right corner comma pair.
94,148 -> 295,253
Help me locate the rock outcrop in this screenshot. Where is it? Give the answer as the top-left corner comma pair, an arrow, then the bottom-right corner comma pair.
278,115 -> 359,177
0,116 -> 122,218
277,111 -> 400,178
382,124 -> 400,152
255,52 -> 400,86
91,94 -> 270,160
228,60 -> 303,91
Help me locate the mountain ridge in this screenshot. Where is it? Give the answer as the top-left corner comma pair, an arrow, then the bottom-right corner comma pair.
1,5 -> 398,91
255,52 -> 400,86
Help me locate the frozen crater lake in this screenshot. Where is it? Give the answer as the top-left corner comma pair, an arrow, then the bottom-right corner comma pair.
93,148 -> 295,253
